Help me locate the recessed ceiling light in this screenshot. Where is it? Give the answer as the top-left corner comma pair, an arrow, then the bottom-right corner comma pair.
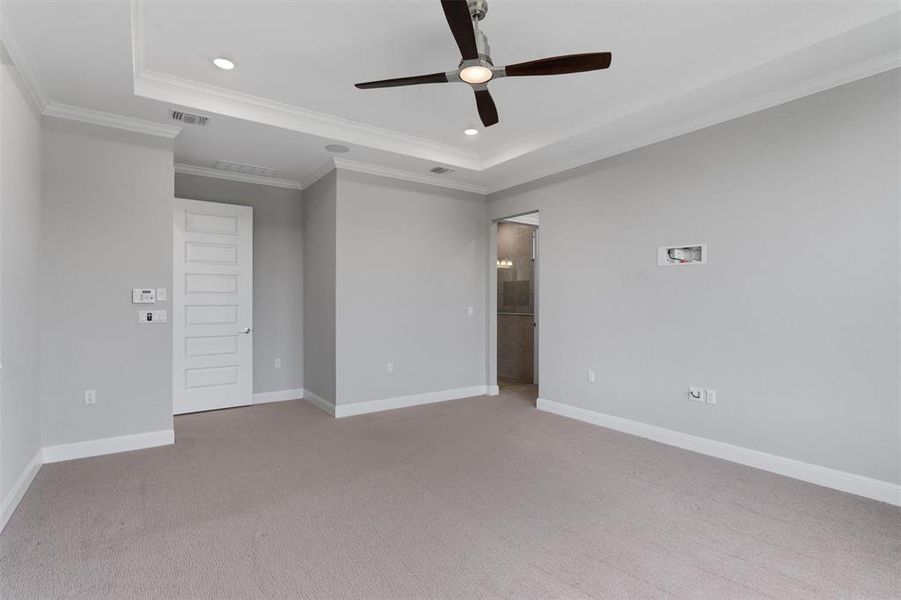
464,128 -> 479,136
459,65 -> 493,84
325,144 -> 350,153
212,57 -> 235,70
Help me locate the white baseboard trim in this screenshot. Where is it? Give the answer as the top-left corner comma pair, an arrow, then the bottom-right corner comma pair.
253,388 -> 304,404
335,385 -> 488,418
42,429 -> 175,464
0,449 -> 42,534
486,385 -> 500,396
536,398 -> 901,507
303,389 -> 336,417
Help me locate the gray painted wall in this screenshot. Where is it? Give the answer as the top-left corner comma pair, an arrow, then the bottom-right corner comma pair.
174,173 -> 303,395
40,120 -> 174,446
302,170 -> 337,403
0,48 -> 43,504
488,71 -> 900,484
335,170 -> 487,405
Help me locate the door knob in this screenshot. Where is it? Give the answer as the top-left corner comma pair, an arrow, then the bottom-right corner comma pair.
239,328 -> 252,334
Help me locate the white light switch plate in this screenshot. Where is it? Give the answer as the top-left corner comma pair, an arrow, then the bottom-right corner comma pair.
138,310 -> 167,323
156,287 -> 168,302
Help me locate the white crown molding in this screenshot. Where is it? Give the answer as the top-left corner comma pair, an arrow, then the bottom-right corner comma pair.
175,163 -> 303,190
43,102 -> 182,138
484,50 -> 901,194
332,157 -> 488,195
301,159 -> 338,189
480,4 -> 901,171
128,0 -> 898,181
2,5 -> 184,141
537,397 -> 901,507
129,2 -> 483,169
0,3 -> 47,112
130,0 -> 146,85
135,69 -> 481,171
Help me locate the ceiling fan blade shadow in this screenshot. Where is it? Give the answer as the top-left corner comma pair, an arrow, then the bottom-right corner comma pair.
504,52 -> 612,77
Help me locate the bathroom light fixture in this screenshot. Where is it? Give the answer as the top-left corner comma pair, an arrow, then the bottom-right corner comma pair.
464,128 -> 479,136
212,57 -> 235,70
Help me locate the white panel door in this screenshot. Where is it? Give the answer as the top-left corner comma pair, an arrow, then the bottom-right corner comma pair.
173,199 -> 253,414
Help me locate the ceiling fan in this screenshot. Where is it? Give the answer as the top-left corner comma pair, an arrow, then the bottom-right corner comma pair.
354,0 -> 612,128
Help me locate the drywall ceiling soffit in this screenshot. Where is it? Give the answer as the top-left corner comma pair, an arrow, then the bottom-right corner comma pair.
1,1 -> 898,194
130,2 -> 900,177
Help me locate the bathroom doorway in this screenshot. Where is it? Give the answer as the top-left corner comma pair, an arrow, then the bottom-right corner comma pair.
496,213 -> 538,391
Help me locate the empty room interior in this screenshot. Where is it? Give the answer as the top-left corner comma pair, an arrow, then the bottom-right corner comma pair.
1,1 -> 900,598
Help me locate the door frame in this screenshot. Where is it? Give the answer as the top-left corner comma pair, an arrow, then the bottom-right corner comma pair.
487,211 -> 540,393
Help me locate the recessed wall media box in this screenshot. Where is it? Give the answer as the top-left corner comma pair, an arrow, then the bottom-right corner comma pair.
132,288 -> 156,303
657,243 -> 707,266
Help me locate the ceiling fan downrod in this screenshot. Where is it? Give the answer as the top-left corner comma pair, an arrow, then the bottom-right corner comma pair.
467,0 -> 488,21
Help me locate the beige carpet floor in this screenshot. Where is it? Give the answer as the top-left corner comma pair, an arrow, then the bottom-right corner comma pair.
1,386 -> 899,599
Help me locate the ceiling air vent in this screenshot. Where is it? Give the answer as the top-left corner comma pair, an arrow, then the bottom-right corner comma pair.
170,110 -> 209,126
214,160 -> 279,177
430,166 -> 455,175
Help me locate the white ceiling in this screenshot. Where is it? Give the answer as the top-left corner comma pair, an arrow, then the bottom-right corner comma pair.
2,1 -> 898,193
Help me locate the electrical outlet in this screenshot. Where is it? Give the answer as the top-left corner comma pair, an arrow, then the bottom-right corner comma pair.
587,369 -> 596,383
386,362 -> 395,374
467,306 -> 475,317
706,389 -> 717,405
274,358 -> 281,369
689,386 -> 704,402
84,389 -> 97,405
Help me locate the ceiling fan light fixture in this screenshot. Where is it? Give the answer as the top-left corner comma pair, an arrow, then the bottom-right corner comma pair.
459,65 -> 493,84
212,57 -> 235,70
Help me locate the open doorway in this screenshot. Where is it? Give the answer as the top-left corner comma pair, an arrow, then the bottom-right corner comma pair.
495,212 -> 538,399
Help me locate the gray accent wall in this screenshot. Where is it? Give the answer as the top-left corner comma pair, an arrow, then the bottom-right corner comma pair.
174,173 -> 303,395
40,120 -> 174,447
302,170 -> 337,403
335,170 -> 487,405
488,71 -> 900,484
0,49 -> 43,505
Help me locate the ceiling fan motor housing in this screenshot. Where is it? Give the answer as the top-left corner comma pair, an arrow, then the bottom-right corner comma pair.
459,30 -> 493,68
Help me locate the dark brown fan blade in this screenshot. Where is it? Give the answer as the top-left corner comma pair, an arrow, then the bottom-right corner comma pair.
474,89 -> 498,127
355,72 -> 449,89
504,52 -> 612,77
441,0 -> 479,60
